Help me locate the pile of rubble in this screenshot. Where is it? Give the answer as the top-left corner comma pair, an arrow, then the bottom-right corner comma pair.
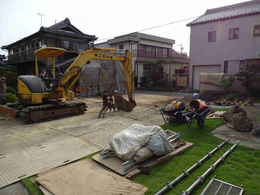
213,98 -> 253,106
223,106 -> 260,136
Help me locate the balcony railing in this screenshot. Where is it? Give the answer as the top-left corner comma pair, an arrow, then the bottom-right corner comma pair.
132,49 -> 188,59
8,49 -> 36,64
7,46 -> 80,64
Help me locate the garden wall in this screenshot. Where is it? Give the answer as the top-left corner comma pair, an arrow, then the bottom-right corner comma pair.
199,73 -> 247,95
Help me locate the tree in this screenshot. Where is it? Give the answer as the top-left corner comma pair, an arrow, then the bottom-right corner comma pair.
236,62 -> 258,95
220,75 -> 235,93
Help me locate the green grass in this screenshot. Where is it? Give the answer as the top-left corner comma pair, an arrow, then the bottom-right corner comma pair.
21,177 -> 44,195
133,119 -> 260,195
255,98 -> 260,103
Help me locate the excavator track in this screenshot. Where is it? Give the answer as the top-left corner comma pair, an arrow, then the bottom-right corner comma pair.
19,101 -> 87,123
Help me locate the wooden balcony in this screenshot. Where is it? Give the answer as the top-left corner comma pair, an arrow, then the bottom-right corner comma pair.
8,50 -> 35,64
7,46 -> 79,65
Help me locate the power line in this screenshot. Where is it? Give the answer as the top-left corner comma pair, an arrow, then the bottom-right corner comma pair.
137,16 -> 197,32
96,16 -> 198,42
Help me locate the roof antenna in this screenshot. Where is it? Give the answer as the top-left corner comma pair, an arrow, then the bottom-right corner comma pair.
37,12 -> 45,26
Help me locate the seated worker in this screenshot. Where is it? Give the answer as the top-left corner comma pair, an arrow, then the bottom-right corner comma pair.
189,99 -> 210,128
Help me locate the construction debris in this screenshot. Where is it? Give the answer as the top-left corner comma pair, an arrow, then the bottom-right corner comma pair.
251,125 -> 260,137
103,124 -> 175,161
213,98 -> 253,106
223,106 -> 253,132
200,178 -> 244,195
207,111 -> 226,119
92,140 -> 192,177
93,124 -> 192,176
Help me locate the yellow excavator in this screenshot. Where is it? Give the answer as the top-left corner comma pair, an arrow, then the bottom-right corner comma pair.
12,47 -> 136,123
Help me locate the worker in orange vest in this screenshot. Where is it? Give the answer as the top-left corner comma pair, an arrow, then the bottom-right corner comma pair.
189,99 -> 210,128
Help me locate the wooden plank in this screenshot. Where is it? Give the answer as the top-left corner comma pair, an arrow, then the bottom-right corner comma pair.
140,141 -> 193,168
36,159 -> 147,195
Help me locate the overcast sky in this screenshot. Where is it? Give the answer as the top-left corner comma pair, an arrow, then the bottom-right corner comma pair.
0,0 -> 246,55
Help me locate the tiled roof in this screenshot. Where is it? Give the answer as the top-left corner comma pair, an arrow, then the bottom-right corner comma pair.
188,0 -> 260,26
109,32 -> 175,44
47,18 -> 85,36
2,18 -> 97,49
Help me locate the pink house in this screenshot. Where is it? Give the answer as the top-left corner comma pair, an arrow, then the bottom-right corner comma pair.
187,0 -> 260,90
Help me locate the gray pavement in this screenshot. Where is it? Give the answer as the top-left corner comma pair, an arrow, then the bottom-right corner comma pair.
0,92 -> 178,189
0,182 -> 29,195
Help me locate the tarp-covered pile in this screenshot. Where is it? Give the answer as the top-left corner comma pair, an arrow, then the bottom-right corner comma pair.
109,124 -> 174,162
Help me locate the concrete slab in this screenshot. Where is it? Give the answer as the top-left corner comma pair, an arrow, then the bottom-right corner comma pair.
0,135 -> 99,188
37,159 -> 147,195
0,182 -> 29,195
213,125 -> 260,149
79,119 -> 138,149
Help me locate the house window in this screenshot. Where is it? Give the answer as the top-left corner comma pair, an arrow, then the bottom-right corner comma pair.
146,46 -> 152,57
229,28 -> 239,40
224,61 -> 228,73
208,31 -> 216,42
253,25 -> 260,37
156,47 -> 163,57
63,40 -> 69,49
39,41 -> 42,48
119,44 -> 124,49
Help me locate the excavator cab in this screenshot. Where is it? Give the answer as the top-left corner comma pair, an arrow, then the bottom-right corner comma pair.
17,47 -> 65,105
35,47 -> 65,89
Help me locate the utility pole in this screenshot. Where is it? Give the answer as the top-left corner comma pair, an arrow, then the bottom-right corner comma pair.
177,44 -> 184,54
180,44 -> 184,54
37,12 -> 45,26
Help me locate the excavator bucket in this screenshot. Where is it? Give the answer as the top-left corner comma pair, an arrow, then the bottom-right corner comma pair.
114,95 -> 136,112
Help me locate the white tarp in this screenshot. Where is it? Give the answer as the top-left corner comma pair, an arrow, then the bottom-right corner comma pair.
109,124 -> 173,161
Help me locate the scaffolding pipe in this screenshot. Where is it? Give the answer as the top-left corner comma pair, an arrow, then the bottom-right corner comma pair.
182,143 -> 238,195
154,140 -> 229,195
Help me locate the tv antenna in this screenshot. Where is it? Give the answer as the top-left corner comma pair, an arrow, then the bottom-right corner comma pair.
37,12 -> 45,26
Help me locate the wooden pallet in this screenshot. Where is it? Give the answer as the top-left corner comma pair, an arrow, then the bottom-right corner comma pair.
92,141 -> 193,178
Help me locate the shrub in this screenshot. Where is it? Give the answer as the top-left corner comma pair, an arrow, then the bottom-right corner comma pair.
5,93 -> 18,103
220,75 -> 235,92
7,87 -> 16,94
